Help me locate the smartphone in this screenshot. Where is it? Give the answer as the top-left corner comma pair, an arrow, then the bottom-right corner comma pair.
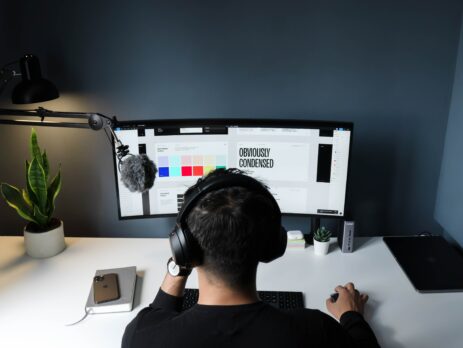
93,273 -> 120,304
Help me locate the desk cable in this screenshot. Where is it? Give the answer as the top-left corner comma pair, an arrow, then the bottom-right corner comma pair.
66,307 -> 92,326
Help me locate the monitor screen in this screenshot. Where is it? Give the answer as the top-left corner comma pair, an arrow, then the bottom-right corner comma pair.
113,119 -> 352,219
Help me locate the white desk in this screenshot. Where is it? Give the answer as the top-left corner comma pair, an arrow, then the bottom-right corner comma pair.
0,236 -> 461,348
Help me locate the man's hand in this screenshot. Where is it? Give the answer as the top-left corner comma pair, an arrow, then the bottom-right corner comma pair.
161,273 -> 189,297
325,282 -> 369,321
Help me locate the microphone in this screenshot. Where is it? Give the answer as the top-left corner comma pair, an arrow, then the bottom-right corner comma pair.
119,154 -> 157,193
110,129 -> 157,193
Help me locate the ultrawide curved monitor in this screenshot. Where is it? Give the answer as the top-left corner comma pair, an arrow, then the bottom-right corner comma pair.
113,119 -> 353,219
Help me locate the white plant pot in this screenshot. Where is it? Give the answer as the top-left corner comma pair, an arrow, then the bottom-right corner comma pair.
24,221 -> 66,258
314,240 -> 330,256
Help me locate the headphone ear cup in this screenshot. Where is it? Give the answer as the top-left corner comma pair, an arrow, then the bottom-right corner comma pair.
169,225 -> 188,267
259,225 -> 287,263
169,224 -> 203,268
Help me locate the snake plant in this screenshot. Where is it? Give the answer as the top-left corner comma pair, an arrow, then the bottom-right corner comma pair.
314,226 -> 332,243
1,128 -> 62,232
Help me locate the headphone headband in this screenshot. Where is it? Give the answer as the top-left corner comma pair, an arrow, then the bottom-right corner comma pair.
177,173 -> 281,226
170,172 -> 287,267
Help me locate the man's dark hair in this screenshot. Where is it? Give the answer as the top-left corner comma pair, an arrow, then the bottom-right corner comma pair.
184,168 -> 280,289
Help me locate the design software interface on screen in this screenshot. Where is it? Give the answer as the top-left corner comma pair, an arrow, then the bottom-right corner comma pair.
114,121 -> 351,218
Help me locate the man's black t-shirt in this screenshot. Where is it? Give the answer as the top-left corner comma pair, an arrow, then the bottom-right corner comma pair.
122,289 -> 380,348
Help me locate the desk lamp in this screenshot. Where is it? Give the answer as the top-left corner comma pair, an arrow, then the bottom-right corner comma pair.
1,54 -> 59,104
0,54 -> 129,161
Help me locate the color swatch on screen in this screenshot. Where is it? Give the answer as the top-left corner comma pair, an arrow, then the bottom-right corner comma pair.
158,155 -> 226,177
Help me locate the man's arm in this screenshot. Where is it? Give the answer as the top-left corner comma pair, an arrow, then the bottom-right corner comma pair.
160,272 -> 188,298
323,282 -> 380,348
146,272 -> 189,313
121,273 -> 189,348
325,283 -> 368,320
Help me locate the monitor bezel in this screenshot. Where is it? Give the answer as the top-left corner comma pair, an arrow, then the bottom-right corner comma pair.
112,118 -> 354,220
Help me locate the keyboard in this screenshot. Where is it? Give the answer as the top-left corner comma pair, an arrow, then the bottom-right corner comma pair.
182,288 -> 304,311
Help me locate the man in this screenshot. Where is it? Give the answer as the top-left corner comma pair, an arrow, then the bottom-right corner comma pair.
122,169 -> 380,348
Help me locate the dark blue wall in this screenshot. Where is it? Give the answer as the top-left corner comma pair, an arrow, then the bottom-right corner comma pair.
1,0 -> 462,237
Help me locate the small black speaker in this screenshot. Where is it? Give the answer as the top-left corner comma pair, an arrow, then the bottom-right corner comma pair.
338,220 -> 355,253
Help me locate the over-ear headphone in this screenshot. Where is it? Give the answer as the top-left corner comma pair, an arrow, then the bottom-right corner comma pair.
169,172 -> 287,268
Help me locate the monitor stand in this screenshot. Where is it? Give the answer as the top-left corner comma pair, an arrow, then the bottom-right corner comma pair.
304,217 -> 320,245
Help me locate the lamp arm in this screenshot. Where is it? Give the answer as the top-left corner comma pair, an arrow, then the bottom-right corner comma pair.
0,106 -> 127,156
0,107 -> 116,130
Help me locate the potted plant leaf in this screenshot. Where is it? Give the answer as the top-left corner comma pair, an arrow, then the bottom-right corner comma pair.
0,128 -> 65,258
313,226 -> 331,256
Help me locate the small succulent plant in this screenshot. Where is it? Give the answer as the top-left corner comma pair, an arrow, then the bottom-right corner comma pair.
314,226 -> 331,243
0,128 -> 61,232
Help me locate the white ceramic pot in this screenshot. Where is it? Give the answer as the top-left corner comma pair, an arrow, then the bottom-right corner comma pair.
314,239 -> 330,256
24,220 -> 66,258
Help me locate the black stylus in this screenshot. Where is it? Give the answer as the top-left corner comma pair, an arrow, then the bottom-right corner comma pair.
330,293 -> 339,302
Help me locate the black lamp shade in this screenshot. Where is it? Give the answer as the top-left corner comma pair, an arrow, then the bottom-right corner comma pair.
12,55 -> 59,104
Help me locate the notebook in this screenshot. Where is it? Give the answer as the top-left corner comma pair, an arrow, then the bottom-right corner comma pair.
85,266 -> 137,314
383,236 -> 463,293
